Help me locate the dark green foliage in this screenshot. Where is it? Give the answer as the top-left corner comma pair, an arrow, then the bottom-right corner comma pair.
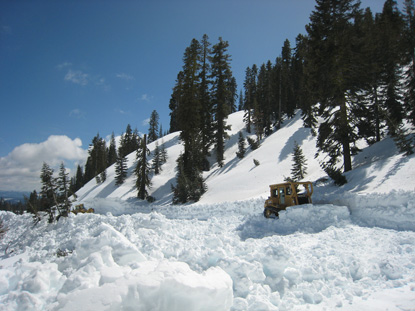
305,0 -> 363,173
40,162 -> 55,221
247,136 -> 260,150
115,154 -> 128,185
236,131 -> 246,159
148,110 -> 159,143
84,133 -> 107,184
253,159 -> 260,166
324,166 -> 348,186
107,132 -> 118,167
57,162 -> 71,218
119,125 -> 141,158
403,0 -> 415,126
135,134 -> 151,200
39,162 -> 72,223
71,165 -> 84,193
172,154 -> 206,204
152,142 -> 162,175
291,142 -> 307,181
210,37 -> 234,167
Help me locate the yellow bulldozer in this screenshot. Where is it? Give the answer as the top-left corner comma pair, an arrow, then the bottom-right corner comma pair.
263,181 -> 313,218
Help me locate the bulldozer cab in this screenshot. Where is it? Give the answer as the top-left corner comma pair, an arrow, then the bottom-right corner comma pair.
264,181 -> 313,218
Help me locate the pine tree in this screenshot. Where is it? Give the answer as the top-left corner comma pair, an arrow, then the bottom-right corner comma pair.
403,0 -> 415,126
57,162 -> 71,217
210,37 -> 234,167
135,134 -> 151,200
291,142 -> 307,181
152,142 -> 162,175
236,131 -> 246,159
169,71 -> 184,133
148,110 -> 159,143
85,133 -> 107,184
160,139 -> 168,164
107,132 -> 117,167
115,153 -> 128,186
377,0 -> 406,137
40,162 -> 56,222
305,0 -> 362,172
243,65 -> 257,133
199,34 -> 215,171
172,38 -> 206,203
74,164 -> 84,192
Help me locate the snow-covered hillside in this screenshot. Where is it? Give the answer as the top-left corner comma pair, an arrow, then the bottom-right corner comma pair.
1,111 -> 415,310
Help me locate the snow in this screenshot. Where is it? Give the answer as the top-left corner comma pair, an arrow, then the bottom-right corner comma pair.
1,110 -> 415,310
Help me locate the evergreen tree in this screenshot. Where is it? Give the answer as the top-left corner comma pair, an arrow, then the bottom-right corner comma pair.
57,162 -> 71,217
40,162 -> 56,222
377,0 -> 406,137
135,134 -> 151,200
199,34 -> 214,171
85,133 -> 107,184
172,154 -> 206,204
152,141 -> 162,175
305,0 -> 362,172
280,39 -> 296,118
210,37 -> 234,167
236,131 -> 246,159
107,132 -> 117,167
172,38 -> 207,203
160,139 -> 168,164
115,148 -> 128,186
148,110 -> 159,143
169,71 -> 184,133
403,0 -> 415,126
292,34 -> 316,129
74,164 -> 84,192
243,65 -> 257,133
291,142 -> 308,181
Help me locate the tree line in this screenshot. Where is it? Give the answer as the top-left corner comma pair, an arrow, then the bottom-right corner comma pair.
0,110 -> 167,217
168,35 -> 237,203
240,0 -> 414,179
168,0 -> 414,201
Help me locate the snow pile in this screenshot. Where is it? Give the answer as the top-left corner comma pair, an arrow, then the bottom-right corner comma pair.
0,212 -> 233,311
238,204 -> 351,239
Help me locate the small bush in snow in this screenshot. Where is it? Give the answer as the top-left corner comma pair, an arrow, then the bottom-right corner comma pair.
247,137 -> 260,150
253,159 -> 260,166
325,167 -> 347,186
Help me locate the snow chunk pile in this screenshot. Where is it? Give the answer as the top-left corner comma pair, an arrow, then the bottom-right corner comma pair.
314,190 -> 415,231
0,212 -> 233,311
238,204 -> 351,239
2,196 -> 415,311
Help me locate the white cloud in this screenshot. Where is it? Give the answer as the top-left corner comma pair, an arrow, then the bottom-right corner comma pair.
65,69 -> 89,86
0,136 -> 88,191
56,62 -> 72,70
69,108 -> 86,119
116,73 -> 134,81
139,94 -> 152,102
142,118 -> 150,126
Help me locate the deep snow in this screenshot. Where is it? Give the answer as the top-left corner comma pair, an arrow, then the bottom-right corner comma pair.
1,110 -> 415,310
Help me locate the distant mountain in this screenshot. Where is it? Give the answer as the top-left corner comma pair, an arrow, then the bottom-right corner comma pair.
0,190 -> 30,203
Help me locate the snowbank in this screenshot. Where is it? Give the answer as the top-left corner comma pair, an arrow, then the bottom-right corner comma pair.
0,212 -> 233,311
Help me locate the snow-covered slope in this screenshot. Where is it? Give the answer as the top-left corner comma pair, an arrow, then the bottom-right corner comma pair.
1,111 -> 415,311
76,109 -> 414,208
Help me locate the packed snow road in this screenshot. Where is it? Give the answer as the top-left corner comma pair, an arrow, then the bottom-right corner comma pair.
1,197 -> 415,310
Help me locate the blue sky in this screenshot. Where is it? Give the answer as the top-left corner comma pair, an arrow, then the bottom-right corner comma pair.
0,0 -> 398,192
